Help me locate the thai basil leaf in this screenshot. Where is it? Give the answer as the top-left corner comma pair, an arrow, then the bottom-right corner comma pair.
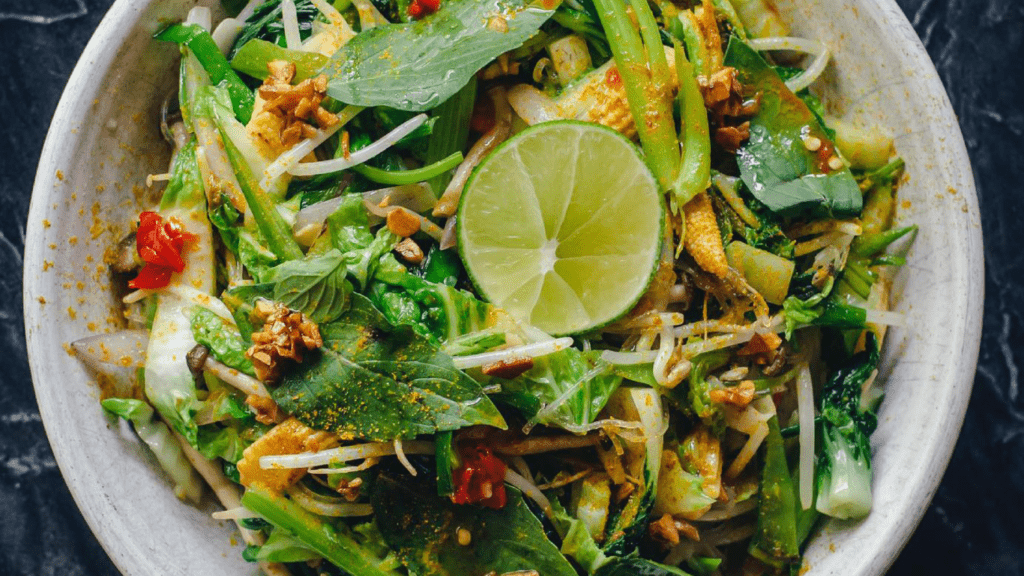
272,294 -> 506,441
263,249 -> 353,324
190,308 -> 256,376
371,472 -> 577,576
725,39 -> 861,218
324,0 -> 557,111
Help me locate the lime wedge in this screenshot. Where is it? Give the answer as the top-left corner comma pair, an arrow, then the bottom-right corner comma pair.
457,121 -> 664,335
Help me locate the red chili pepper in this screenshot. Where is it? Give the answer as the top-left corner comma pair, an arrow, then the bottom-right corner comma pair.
407,0 -> 440,19
128,211 -> 197,290
451,445 -> 507,509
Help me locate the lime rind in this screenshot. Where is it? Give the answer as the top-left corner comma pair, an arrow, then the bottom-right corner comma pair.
457,120 -> 664,336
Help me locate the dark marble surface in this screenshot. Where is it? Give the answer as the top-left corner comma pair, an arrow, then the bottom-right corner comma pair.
1,0 -> 1021,574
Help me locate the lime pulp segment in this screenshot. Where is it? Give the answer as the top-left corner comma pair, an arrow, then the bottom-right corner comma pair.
457,121 -> 663,335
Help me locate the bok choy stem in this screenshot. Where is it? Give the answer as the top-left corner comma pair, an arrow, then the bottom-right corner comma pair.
241,486 -> 399,576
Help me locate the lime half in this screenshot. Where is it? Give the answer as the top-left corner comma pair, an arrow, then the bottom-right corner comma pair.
457,121 -> 663,336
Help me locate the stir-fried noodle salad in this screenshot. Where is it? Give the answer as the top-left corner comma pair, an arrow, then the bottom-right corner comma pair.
74,0 -> 917,574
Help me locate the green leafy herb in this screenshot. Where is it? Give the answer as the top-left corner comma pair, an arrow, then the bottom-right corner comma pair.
725,39 -> 861,218
263,249 -> 354,324
190,308 -> 256,376
323,0 -> 557,111
595,557 -> 693,576
272,294 -> 506,440
372,472 -> 578,576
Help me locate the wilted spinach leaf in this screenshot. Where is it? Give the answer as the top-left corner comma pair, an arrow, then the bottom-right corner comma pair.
372,472 -> 577,576
725,39 -> 861,218
272,294 -> 506,441
190,308 -> 256,376
324,0 -> 557,111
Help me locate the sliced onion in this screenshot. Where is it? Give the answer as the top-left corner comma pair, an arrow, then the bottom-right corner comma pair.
439,216 -> 457,250
212,18 -> 245,55
260,440 -> 434,470
748,36 -> 831,92
451,337 -> 573,369
433,87 -> 512,217
72,330 -> 149,373
796,363 -> 815,510
288,114 -> 428,177
237,0 -> 262,21
507,84 -> 561,126
185,6 -> 212,31
281,0 -> 302,50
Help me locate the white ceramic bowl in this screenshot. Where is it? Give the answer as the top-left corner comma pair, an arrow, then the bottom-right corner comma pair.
23,1 -> 983,575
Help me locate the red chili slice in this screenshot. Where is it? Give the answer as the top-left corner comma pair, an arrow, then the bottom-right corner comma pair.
451,444 -> 507,509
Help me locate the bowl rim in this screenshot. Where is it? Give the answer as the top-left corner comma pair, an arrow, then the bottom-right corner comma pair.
22,0 -> 984,574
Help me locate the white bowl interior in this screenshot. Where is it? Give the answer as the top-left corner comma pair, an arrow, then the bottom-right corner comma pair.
23,1 -> 982,575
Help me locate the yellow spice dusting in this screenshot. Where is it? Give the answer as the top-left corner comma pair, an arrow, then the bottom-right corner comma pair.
67,307 -> 77,320
42,261 -> 53,271
56,170 -> 64,181
37,296 -> 46,305
42,220 -> 51,228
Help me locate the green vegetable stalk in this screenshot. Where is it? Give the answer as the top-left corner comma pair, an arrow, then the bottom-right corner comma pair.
241,486 -> 399,576
157,23 -> 255,123
749,416 -> 799,566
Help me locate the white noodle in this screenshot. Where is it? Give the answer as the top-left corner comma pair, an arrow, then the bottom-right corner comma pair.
451,338 -> 574,369
288,114 -> 428,177
796,363 -> 815,510
260,440 -> 434,470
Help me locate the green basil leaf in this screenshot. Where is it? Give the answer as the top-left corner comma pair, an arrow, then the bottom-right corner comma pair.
263,249 -> 353,324
272,294 -> 506,441
372,472 -> 577,576
725,39 -> 861,218
324,0 -> 557,111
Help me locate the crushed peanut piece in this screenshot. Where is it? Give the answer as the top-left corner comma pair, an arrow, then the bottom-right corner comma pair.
247,62 -> 339,159
700,67 -> 759,119
246,394 -> 283,425
336,476 -> 364,501
457,527 -> 472,546
481,356 -> 535,379
245,301 -> 323,381
737,331 -> 782,356
615,480 -> 636,503
386,208 -> 422,237
715,121 -> 751,153
394,238 -> 425,264
649,513 -> 702,547
707,380 -> 756,408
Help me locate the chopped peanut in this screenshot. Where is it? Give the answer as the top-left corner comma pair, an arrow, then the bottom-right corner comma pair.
246,62 -> 339,160
386,208 -> 421,237
715,121 -> 751,153
708,380 -> 756,408
482,356 -> 535,379
394,238 -> 424,264
245,301 -> 323,382
737,332 -> 783,356
245,394 -> 282,425
649,513 -> 700,546
236,418 -> 337,492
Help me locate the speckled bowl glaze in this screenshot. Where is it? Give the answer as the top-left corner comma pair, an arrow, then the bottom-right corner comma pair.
23,0 -> 983,575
